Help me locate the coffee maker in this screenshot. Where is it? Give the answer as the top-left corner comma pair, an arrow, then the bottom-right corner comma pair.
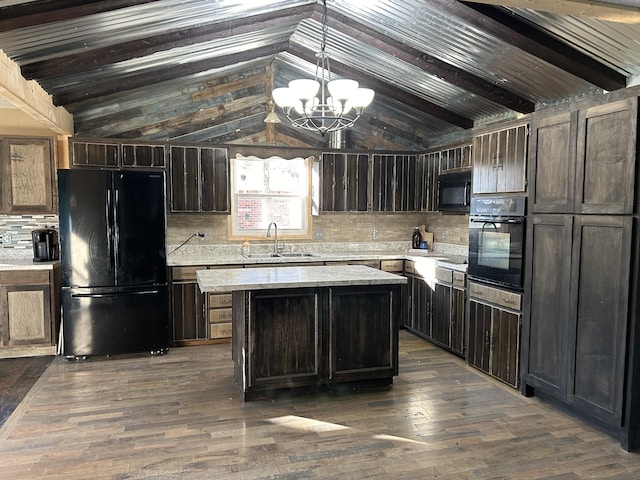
32,228 -> 59,262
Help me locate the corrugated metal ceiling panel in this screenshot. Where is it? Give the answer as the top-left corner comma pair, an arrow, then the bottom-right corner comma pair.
506,7 -> 640,78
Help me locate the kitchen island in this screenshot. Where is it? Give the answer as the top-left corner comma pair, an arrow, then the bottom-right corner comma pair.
197,264 -> 406,400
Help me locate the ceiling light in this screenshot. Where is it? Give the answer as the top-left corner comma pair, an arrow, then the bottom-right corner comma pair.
272,0 -> 374,136
264,101 -> 281,124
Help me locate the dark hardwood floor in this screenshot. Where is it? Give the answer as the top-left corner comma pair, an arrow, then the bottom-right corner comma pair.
0,356 -> 54,428
1,330 -> 640,479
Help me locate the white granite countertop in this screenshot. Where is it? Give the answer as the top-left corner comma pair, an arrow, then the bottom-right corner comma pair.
0,258 -> 59,271
168,242 -> 468,272
197,264 -> 407,293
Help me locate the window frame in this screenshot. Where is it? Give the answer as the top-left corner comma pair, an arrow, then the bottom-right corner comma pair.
228,155 -> 313,241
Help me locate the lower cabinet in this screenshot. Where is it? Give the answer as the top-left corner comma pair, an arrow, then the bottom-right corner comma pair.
233,284 -> 400,400
524,214 -> 634,446
0,267 -> 60,349
169,265 -> 245,344
468,281 -> 521,388
403,261 -> 466,357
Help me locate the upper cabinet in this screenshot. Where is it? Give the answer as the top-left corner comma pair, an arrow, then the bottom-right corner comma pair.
0,137 -> 55,214
472,124 -> 528,194
169,145 -> 229,213
371,153 -> 422,212
71,139 -> 166,169
321,153 -> 369,212
530,98 -> 637,214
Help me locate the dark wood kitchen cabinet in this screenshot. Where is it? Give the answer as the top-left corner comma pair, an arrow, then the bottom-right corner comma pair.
530,98 -> 637,214
170,266 -> 207,345
403,260 -> 434,339
468,281 -> 521,388
321,152 -> 369,212
169,145 -> 229,213
371,153 -> 421,212
432,266 -> 466,356
472,123 -> 528,194
233,284 -> 400,400
0,267 -> 60,348
0,137 -> 55,214
524,215 -> 632,428
71,139 -> 166,169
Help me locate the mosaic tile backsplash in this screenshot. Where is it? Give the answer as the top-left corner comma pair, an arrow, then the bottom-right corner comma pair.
0,214 -> 59,257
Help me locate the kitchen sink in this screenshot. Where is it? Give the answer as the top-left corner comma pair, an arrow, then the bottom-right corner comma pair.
242,252 -> 319,259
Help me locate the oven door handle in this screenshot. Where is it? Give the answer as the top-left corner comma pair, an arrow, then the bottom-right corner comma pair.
470,218 -> 524,224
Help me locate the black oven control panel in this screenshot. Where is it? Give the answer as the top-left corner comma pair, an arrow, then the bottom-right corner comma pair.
470,196 -> 526,218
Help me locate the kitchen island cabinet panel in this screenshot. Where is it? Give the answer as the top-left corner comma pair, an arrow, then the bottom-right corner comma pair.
249,288 -> 323,388
329,286 -> 398,382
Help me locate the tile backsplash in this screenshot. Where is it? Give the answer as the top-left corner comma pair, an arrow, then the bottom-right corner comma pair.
0,214 -> 59,251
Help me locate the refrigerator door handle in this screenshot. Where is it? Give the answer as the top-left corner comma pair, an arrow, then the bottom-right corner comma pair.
71,290 -> 160,298
106,189 -> 113,267
114,188 -> 120,271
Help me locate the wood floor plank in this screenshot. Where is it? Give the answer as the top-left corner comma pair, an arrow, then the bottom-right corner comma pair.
2,330 -> 640,479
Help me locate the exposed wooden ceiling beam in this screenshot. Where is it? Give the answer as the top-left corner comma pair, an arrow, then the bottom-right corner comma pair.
0,49 -> 73,134
452,0 -> 626,91
457,2 -> 628,91
317,9 -> 535,114
54,41 -> 288,106
463,0 -> 640,23
0,0 -> 163,33
20,4 -> 316,80
287,44 -> 474,130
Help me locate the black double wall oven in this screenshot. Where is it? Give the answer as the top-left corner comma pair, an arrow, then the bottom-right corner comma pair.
468,196 -> 526,291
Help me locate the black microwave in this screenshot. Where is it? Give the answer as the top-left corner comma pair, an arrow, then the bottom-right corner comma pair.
438,169 -> 472,213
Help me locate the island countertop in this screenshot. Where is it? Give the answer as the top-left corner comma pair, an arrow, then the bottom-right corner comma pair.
196,264 -> 407,293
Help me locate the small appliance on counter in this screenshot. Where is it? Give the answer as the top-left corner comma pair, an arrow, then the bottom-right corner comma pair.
32,228 -> 59,262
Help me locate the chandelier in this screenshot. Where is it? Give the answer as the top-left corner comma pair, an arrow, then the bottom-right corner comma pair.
271,0 -> 375,135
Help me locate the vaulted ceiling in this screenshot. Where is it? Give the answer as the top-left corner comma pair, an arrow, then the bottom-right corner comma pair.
1,0 -> 639,150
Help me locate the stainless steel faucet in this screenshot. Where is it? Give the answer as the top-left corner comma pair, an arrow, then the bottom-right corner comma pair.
266,222 -> 278,254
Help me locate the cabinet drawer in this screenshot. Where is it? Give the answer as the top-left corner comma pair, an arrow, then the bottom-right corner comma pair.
171,266 -> 205,282
381,260 -> 403,272
210,322 -> 232,339
435,267 -> 453,284
209,308 -> 232,324
494,290 -> 521,310
452,271 -> 466,287
0,270 -> 49,285
468,281 -> 521,310
209,293 -> 232,308
404,261 -> 415,274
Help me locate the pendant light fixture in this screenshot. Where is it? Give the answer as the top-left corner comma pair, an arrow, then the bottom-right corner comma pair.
271,0 -> 375,136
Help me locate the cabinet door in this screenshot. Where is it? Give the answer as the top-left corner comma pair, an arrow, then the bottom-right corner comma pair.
491,308 -> 521,388
421,153 -> 439,212
496,124 -> 527,193
524,214 -> 573,398
529,112 -> 577,213
321,153 -> 368,212
200,147 -> 229,213
170,146 -> 200,212
568,215 -> 632,426
0,138 -> 55,214
249,288 -> 323,388
121,144 -> 166,168
170,282 -> 207,343
468,300 -> 491,372
0,283 -> 51,346
414,276 -> 433,338
402,273 -> 414,328
472,131 -> 497,194
329,286 -> 399,382
575,98 -> 637,214
371,154 -> 395,212
432,283 -> 451,348
450,287 -> 465,356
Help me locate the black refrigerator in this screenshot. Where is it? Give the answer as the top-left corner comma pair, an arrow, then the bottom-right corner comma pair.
58,169 -> 169,358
